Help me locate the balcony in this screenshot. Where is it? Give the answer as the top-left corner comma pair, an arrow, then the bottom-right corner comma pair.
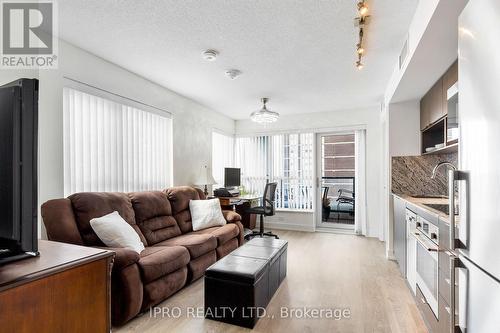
321,177 -> 355,225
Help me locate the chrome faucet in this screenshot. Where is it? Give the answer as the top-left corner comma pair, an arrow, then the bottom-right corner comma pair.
431,161 -> 457,179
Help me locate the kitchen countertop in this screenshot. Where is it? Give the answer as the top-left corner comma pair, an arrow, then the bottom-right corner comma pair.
393,193 -> 459,225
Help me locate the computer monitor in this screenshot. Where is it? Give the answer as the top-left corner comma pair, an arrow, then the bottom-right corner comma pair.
224,168 -> 241,187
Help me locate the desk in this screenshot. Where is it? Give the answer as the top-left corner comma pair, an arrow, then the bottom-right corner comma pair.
215,195 -> 261,230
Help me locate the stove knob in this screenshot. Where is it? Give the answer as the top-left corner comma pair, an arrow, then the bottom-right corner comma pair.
430,233 -> 438,240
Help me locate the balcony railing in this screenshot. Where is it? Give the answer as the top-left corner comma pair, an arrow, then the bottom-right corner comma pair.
321,176 -> 355,224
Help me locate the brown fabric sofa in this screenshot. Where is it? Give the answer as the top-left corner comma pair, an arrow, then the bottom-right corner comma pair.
41,186 -> 243,326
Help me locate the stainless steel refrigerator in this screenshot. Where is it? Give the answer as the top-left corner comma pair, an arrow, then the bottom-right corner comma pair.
450,0 -> 500,331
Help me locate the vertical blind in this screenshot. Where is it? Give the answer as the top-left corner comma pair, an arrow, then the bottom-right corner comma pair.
63,87 -> 172,195
235,133 -> 314,210
211,131 -> 234,188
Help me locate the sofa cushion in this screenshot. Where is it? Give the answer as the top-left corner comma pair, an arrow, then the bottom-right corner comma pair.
154,233 -> 217,259
138,246 -> 190,283
164,186 -> 203,233
90,211 -> 145,253
215,238 -> 239,259
187,250 -> 216,282
69,192 -> 146,246
142,267 -> 187,310
97,246 -> 140,270
129,191 -> 182,245
191,224 -> 239,246
190,198 -> 226,231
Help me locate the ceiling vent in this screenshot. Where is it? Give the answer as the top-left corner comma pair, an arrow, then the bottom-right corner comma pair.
225,69 -> 242,80
202,49 -> 218,61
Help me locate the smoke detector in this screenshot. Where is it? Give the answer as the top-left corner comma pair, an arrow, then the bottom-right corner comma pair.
225,69 -> 242,80
202,49 -> 218,61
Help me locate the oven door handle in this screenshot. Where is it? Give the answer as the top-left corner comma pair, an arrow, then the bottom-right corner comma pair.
412,232 -> 439,252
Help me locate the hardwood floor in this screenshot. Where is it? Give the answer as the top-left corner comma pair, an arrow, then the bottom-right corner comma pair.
115,231 -> 427,333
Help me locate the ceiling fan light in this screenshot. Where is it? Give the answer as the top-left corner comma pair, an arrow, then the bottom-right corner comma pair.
250,98 -> 280,123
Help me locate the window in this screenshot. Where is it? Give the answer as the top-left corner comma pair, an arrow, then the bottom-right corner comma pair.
321,133 -> 355,195
211,131 -> 234,188
235,133 -> 313,210
63,86 -> 172,195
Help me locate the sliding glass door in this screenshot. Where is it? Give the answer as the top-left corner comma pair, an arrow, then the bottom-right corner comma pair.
316,132 -> 356,230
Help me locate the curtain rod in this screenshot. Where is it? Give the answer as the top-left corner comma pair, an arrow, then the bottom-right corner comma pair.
63,76 -> 172,116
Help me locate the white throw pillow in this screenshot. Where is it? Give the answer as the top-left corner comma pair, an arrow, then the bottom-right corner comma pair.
90,211 -> 145,254
189,198 -> 227,231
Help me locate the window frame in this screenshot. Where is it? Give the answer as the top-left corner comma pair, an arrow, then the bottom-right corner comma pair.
62,78 -> 173,195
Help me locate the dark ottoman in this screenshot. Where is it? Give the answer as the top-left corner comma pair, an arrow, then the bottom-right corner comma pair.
204,238 -> 288,328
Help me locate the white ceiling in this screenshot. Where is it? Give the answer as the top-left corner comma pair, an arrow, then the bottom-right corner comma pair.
58,0 -> 418,120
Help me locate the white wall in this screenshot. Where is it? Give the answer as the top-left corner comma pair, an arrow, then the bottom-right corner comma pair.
389,100 -> 421,157
384,0 -> 440,104
235,106 -> 384,240
3,40 -> 235,238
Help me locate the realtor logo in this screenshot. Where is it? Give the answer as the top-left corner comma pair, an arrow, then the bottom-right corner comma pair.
1,0 -> 58,68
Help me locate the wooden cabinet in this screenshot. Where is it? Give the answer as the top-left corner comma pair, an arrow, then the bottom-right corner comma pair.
0,241 -> 114,333
420,60 -> 458,130
420,78 -> 444,130
420,60 -> 459,154
420,91 -> 430,130
393,195 -> 406,277
430,78 -> 445,123
442,60 -> 458,100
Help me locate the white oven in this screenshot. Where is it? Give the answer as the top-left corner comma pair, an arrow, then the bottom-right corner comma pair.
413,216 -> 439,318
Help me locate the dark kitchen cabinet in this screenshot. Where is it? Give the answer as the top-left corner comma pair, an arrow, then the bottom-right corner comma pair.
393,195 -> 406,277
420,59 -> 459,154
420,78 -> 444,130
420,91 -> 430,130
442,60 -> 458,104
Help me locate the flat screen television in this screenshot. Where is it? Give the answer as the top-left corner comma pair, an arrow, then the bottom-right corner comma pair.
0,79 -> 39,264
224,168 -> 241,188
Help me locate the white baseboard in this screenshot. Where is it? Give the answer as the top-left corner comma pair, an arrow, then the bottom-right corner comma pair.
386,250 -> 396,261
314,227 -> 355,235
265,222 -> 315,232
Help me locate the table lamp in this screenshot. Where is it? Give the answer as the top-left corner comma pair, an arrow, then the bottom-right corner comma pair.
195,165 -> 217,196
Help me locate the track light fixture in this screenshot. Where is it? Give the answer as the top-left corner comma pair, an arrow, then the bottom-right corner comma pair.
357,1 -> 368,16
354,1 -> 369,69
356,43 -> 364,55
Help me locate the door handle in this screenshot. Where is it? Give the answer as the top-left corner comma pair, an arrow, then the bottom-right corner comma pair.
450,256 -> 457,333
448,170 -> 467,251
450,256 -> 467,333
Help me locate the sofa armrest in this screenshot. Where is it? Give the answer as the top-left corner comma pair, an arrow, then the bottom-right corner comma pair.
95,247 -> 140,270
222,210 -> 241,223
41,198 -> 85,245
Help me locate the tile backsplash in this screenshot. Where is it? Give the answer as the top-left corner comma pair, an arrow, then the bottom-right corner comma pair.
391,152 -> 458,196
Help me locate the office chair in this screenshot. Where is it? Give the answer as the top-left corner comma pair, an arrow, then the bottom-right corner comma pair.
245,182 -> 279,240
